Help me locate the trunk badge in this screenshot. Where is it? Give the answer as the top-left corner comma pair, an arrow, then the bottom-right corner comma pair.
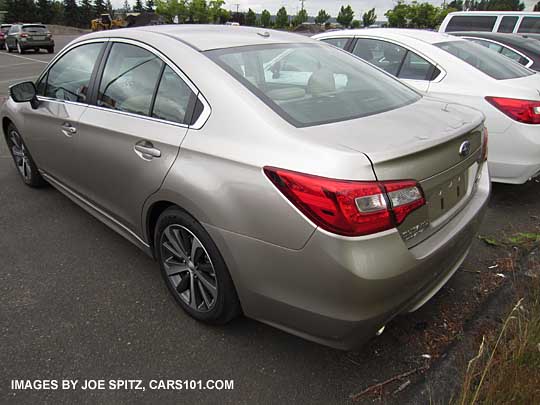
459,141 -> 471,157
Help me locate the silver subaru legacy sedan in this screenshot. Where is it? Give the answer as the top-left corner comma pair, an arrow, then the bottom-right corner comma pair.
1,26 -> 490,350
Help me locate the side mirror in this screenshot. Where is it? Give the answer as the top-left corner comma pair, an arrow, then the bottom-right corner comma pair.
10,81 -> 39,109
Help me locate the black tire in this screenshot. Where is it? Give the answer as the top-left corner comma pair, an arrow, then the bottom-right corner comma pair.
5,123 -> 47,188
154,207 -> 241,325
6,43 -> 12,53
47,47 -> 54,54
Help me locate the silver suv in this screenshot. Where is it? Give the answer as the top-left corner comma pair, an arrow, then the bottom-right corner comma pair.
5,24 -> 54,54
1,26 -> 490,349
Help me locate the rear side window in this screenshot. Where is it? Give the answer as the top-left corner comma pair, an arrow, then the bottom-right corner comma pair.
98,43 -> 163,116
37,42 -> 103,102
152,66 -> 194,124
321,37 -> 349,49
500,46 -> 528,65
446,16 -> 497,32
435,40 -> 533,80
498,16 -> 518,33
470,39 -> 503,53
208,43 -> 420,127
518,17 -> 540,33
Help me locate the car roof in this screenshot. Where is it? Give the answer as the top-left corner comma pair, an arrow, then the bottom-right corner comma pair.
446,11 -> 539,15
316,28 -> 461,45
112,25 -> 314,51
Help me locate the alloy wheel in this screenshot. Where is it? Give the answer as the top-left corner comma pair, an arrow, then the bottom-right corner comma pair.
8,128 -> 32,182
16,41 -> 22,54
160,225 -> 218,312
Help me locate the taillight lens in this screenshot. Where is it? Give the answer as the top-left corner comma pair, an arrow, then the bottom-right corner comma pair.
486,96 -> 540,124
20,33 -> 28,38
264,167 -> 425,237
47,33 -> 52,38
481,127 -> 488,161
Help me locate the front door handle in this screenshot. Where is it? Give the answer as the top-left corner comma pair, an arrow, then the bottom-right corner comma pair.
134,141 -> 161,159
61,122 -> 77,137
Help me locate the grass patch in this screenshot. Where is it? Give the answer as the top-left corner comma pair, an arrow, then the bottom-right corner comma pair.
455,278 -> 540,404
478,232 -> 540,249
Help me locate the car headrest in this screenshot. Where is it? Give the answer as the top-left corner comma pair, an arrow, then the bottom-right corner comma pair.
307,68 -> 336,97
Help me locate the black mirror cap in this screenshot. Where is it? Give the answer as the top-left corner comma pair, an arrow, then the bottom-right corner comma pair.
10,81 -> 39,109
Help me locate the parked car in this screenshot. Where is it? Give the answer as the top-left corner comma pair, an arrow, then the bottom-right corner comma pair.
314,29 -> 540,184
451,31 -> 540,70
2,26 -> 490,350
0,24 -> 12,47
4,23 -> 54,54
439,11 -> 540,34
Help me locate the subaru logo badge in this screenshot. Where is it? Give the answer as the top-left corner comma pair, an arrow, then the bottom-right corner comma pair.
459,141 -> 471,157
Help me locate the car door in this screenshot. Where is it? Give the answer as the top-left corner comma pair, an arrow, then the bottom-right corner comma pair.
22,40 -> 106,187
72,40 -> 198,235
350,38 -> 440,92
5,25 -> 18,49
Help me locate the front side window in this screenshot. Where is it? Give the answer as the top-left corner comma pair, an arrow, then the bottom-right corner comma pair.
353,38 -> 437,81
352,38 -> 407,76
518,17 -> 540,33
498,16 -> 518,33
446,15 -> 497,32
321,37 -> 350,49
435,40 -> 533,80
37,42 -> 103,102
98,43 -> 163,116
207,43 -> 420,127
152,66 -> 194,124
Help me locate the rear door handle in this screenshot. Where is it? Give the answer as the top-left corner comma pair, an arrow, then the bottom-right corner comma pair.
134,141 -> 161,159
61,122 -> 77,136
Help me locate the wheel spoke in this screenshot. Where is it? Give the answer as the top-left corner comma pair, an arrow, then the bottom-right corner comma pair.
163,227 -> 188,261
191,237 -> 203,263
189,273 -> 198,309
195,270 -> 217,299
197,279 -> 212,308
164,262 -> 189,277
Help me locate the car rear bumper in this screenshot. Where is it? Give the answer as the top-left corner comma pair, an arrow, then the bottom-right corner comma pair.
19,39 -> 54,48
489,121 -> 540,184
206,162 -> 491,350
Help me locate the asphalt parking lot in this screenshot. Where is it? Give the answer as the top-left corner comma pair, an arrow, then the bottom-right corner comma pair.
1,34 -> 539,404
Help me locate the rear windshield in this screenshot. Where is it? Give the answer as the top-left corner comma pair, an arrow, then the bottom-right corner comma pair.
435,40 -> 533,80
22,25 -> 47,33
206,43 -> 420,127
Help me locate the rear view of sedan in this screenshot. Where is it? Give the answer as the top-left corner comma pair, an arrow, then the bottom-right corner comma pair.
315,29 -> 540,184
2,26 -> 490,349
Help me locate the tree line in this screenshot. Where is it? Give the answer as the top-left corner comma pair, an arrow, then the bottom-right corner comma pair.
0,0 -> 530,30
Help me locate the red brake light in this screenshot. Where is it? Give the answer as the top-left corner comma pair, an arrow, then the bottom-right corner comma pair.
264,167 -> 425,237
20,32 -> 28,38
486,96 -> 540,124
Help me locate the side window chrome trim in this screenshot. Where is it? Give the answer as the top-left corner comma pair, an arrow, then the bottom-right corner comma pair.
84,104 -> 190,129
105,37 -> 211,129
353,36 -> 447,83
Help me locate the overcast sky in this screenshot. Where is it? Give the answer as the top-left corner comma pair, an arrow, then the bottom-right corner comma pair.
111,0 -> 539,18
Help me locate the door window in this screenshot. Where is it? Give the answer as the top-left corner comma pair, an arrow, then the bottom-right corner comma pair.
352,38 -> 406,76
518,17 -> 540,33
321,37 -> 350,49
152,66 -> 194,124
498,16 -> 518,33
470,38 -> 503,53
352,39 -> 438,81
98,43 -> 164,116
36,42 -> 103,102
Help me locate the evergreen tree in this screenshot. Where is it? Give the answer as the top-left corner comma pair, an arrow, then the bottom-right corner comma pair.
314,9 -> 330,25
260,9 -> 271,27
80,0 -> 94,26
133,0 -> 144,12
245,8 -> 256,26
275,6 -> 288,28
36,0 -> 54,23
145,0 -> 155,12
63,0 -> 79,26
94,0 -> 106,15
337,5 -> 354,28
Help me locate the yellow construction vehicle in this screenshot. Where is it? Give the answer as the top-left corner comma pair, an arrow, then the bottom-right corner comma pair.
91,14 -> 126,31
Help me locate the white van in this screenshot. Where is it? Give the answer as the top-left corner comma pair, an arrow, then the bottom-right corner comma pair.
439,11 -> 540,34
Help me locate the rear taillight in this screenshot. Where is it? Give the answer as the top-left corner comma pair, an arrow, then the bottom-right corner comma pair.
264,167 -> 425,237
486,96 -> 540,124
481,127 -> 488,162
20,33 -> 28,38
47,33 -> 52,38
